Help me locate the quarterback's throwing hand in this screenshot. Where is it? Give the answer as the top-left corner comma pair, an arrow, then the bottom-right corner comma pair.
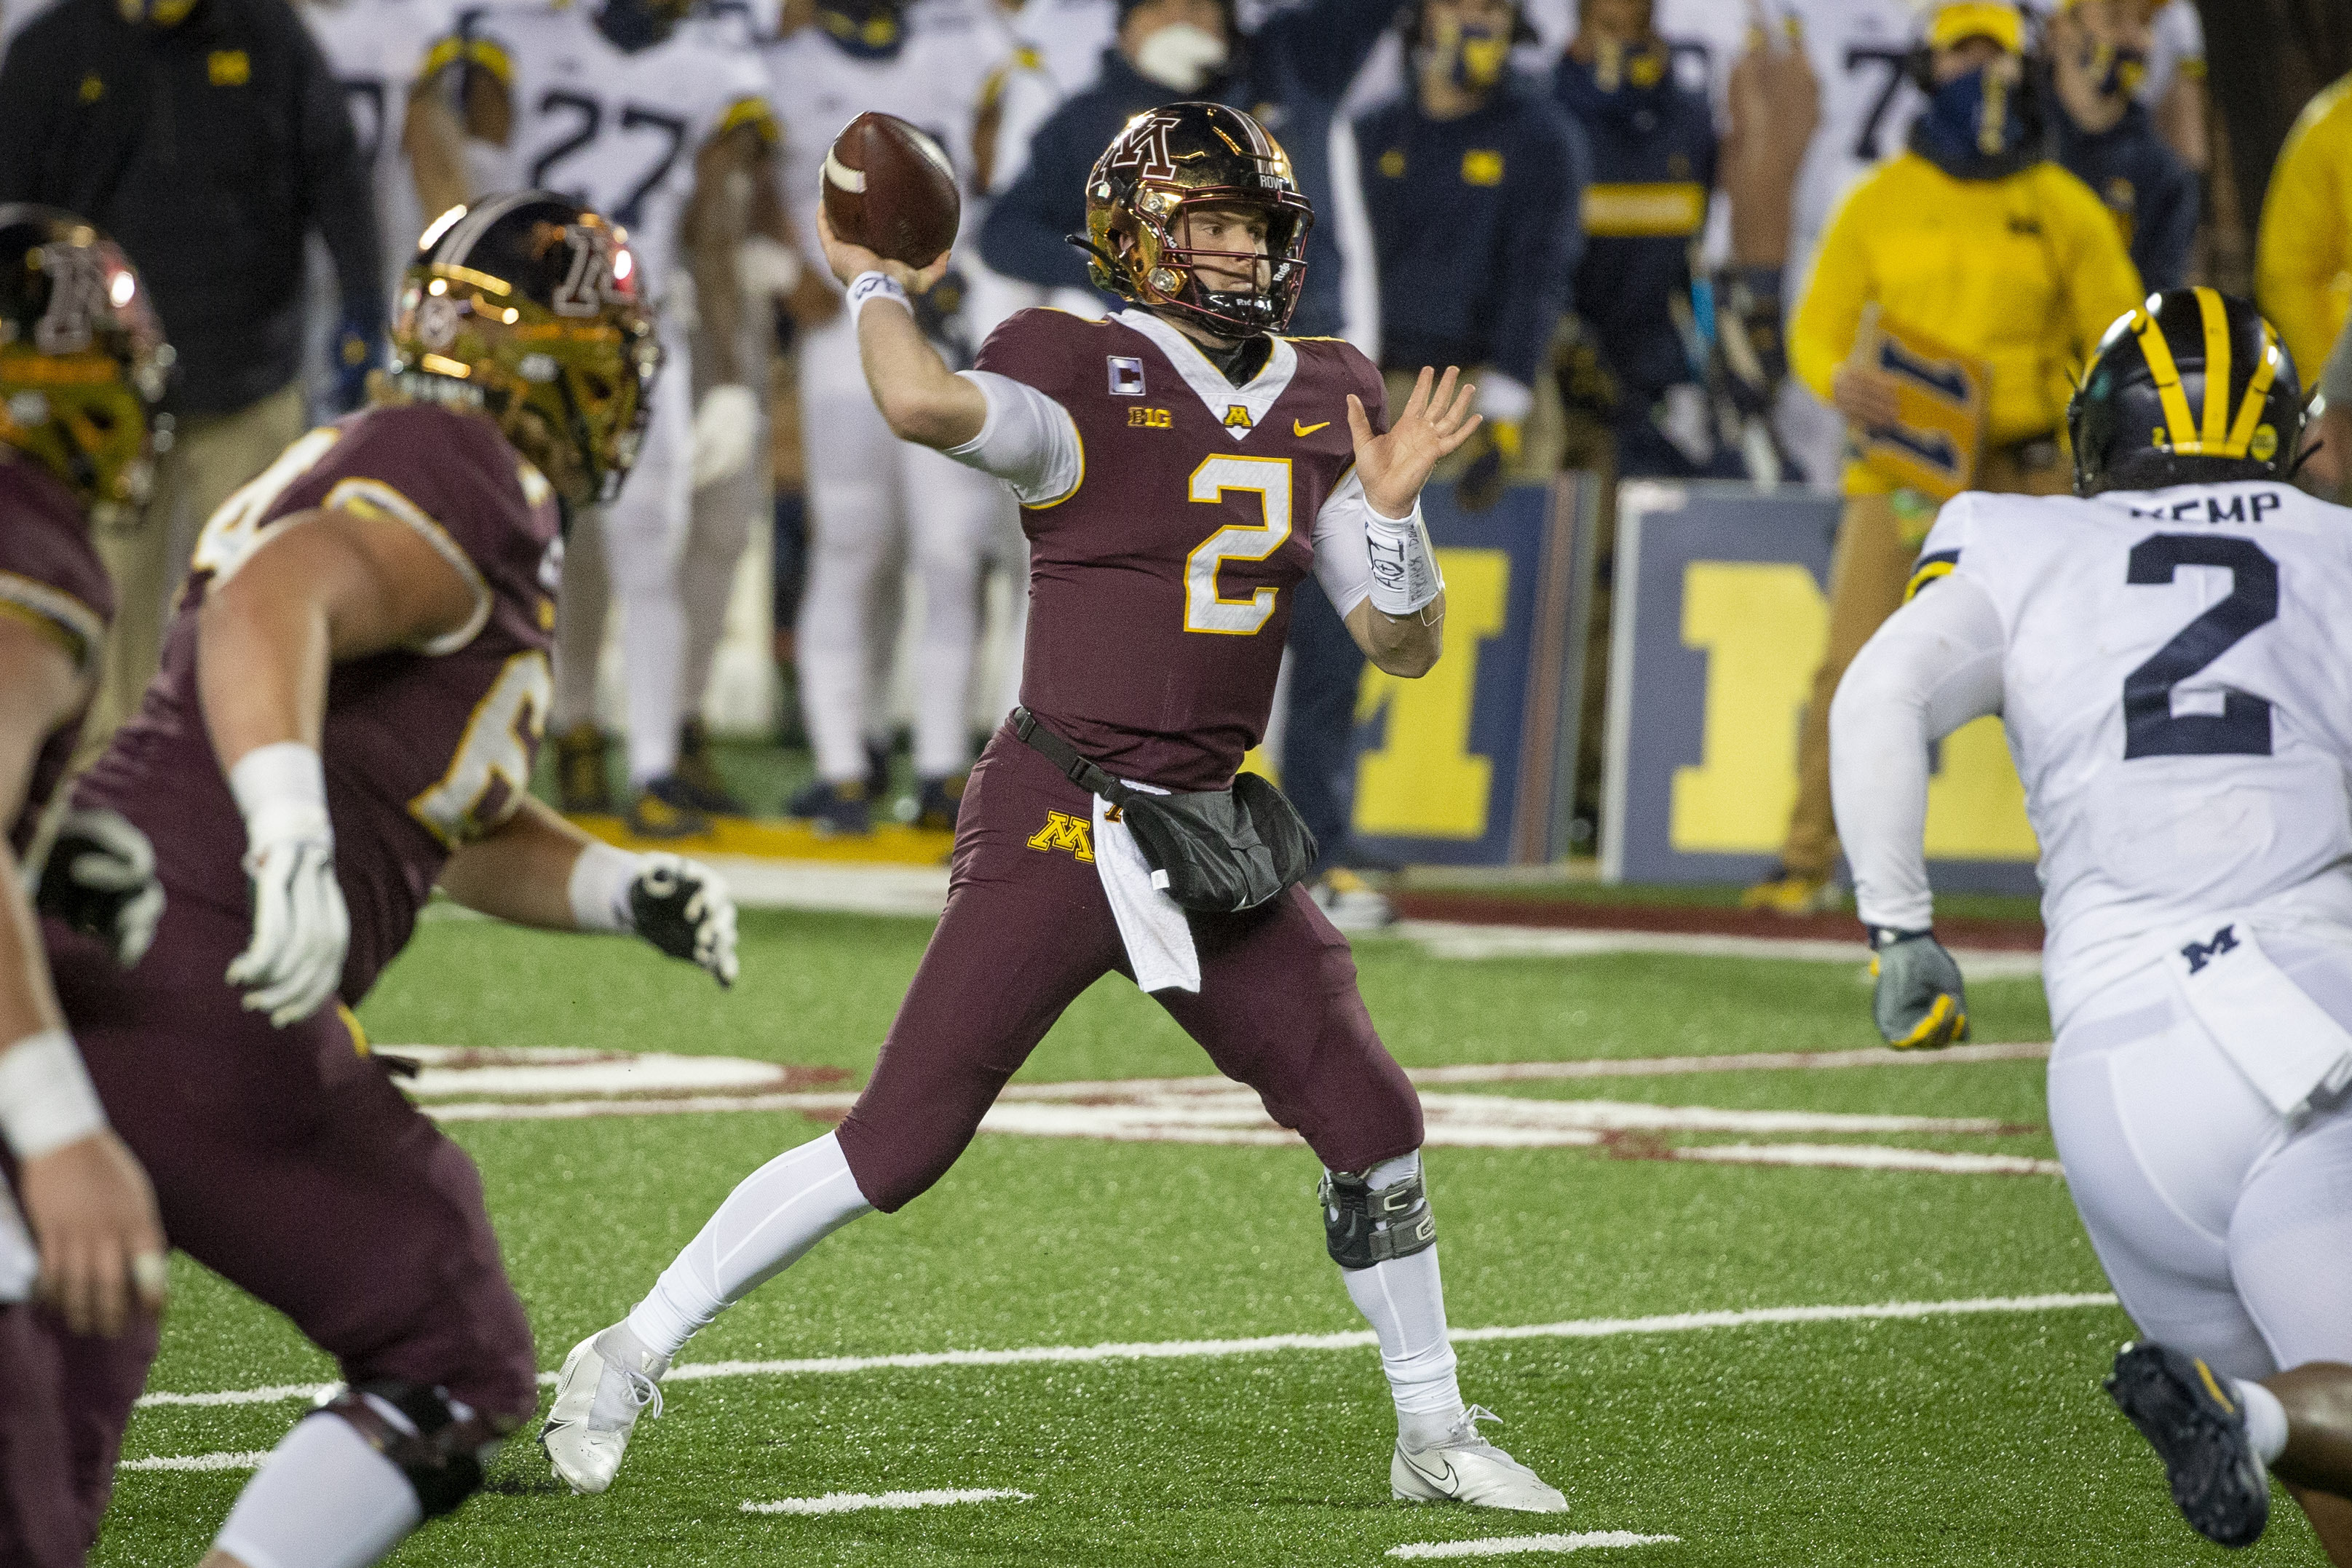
815,204 -> 951,296
1350,365 -> 1482,518
1869,928 -> 1969,1050
630,853 -> 740,988
36,807 -> 165,968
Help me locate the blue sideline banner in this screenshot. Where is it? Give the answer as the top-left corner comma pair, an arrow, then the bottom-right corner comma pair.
1599,482 -> 2040,893
1344,476 -> 1588,866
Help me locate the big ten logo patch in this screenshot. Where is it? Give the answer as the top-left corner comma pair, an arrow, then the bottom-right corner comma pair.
1128,406 -> 1172,429
1026,810 -> 1095,862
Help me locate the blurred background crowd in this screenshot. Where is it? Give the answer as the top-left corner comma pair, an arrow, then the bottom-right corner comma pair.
1,0 -> 2347,925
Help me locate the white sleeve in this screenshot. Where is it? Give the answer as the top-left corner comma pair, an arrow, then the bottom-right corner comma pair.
1310,467 -> 1375,617
1829,572 -> 2007,935
947,370 -> 1083,506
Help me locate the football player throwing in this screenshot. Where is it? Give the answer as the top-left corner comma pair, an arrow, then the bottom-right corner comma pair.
36,194 -> 740,1568
1832,288 -> 2352,1561
542,102 -> 1571,1515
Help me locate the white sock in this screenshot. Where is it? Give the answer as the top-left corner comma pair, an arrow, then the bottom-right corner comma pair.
617,582 -> 686,785
1335,1152 -> 1465,1449
550,506 -> 611,733
213,1413 -> 424,1568
2233,1377 -> 2289,1465
625,1132 -> 873,1360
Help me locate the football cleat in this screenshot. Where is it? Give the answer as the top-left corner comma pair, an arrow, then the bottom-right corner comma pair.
626,777 -> 710,841
863,738 -> 893,803
1312,867 -> 1396,932
1390,1406 -> 1568,1513
555,723 -> 612,814
542,1323 -> 670,1496
785,777 -> 871,836
2105,1342 -> 2271,1548
1739,865 -> 1840,915
670,718 -> 748,816
913,774 -> 965,832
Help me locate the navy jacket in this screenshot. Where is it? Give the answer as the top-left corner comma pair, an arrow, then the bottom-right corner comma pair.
2056,100 -> 2198,293
1355,77 -> 1586,387
980,0 -> 1399,338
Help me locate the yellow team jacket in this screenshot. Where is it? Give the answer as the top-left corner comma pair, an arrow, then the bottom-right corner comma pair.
2256,74 -> 2352,388
1792,152 -> 2145,495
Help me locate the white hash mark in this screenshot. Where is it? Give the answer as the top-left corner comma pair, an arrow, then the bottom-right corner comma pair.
740,1487 -> 1034,1515
117,1451 -> 270,1472
1388,1532 -> 1682,1558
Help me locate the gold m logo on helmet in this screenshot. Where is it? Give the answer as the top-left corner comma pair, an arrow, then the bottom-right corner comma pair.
1025,811 -> 1095,862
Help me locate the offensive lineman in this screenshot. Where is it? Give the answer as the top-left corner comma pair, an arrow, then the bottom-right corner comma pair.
542,103 -> 1570,1514
36,194 -> 742,1567
1831,288 -> 2352,1559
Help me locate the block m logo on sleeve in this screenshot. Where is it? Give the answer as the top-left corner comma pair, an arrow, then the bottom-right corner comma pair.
1026,811 -> 1095,862
2180,924 -> 2239,975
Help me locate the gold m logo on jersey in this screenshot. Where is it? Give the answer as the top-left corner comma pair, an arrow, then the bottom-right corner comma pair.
1026,811 -> 1095,862
1224,405 -> 1254,429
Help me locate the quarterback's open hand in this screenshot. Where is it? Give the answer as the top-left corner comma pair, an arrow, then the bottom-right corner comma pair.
629,853 -> 739,987
36,807 -> 164,968
227,831 -> 350,1027
815,204 -> 951,296
1869,928 -> 1970,1050
1350,365 -> 1482,519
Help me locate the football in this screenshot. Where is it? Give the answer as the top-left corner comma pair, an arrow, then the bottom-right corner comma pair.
821,112 -> 960,269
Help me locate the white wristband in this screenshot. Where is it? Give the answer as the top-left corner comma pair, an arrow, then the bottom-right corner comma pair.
847,270 -> 909,327
567,840 -> 643,934
1362,499 -> 1444,617
0,1029 -> 107,1160
228,741 -> 330,852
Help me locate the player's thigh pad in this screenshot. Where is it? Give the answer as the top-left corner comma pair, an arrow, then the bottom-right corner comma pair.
1157,886 -> 1423,1174
834,729 -> 1128,1210
2048,997 -> 2282,1379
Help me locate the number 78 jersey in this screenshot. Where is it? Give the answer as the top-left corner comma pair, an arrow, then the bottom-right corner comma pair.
1918,482 -> 2352,984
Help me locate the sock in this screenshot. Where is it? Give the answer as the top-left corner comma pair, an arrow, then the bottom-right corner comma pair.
550,506 -> 612,732
1334,1152 -> 1465,1450
617,581 -> 686,785
213,1412 -> 424,1568
678,472 -> 755,723
2234,1377 -> 2289,1465
625,1132 -> 874,1360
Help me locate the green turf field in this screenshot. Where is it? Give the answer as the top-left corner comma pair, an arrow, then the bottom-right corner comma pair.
90,908 -> 2331,1565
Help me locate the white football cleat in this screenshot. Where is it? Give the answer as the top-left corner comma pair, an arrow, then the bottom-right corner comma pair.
1391,1406 -> 1568,1512
540,1323 -> 669,1494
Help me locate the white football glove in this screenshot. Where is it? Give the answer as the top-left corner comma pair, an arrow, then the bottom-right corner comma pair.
689,384 -> 759,491
35,806 -> 165,967
568,842 -> 739,987
223,743 -> 349,1027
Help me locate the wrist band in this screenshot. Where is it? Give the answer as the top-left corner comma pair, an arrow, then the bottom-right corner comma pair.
567,840 -> 644,934
1362,501 -> 1444,618
847,271 -> 909,326
228,741 -> 330,850
0,1029 -> 108,1160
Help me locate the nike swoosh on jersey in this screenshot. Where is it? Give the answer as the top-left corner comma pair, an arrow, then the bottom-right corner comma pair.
1293,419 -> 1330,437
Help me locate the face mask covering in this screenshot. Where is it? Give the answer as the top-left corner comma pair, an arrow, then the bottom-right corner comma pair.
1912,60 -> 2035,178
1135,22 -> 1229,91
1589,34 -> 1668,94
1427,15 -> 1510,93
817,0 -> 906,59
2086,41 -> 2147,98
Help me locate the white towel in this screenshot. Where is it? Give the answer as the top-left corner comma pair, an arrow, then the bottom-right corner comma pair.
2165,914 -> 2352,1118
1090,788 -> 1200,994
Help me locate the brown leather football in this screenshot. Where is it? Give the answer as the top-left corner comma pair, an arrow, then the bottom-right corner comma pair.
820,112 -> 960,269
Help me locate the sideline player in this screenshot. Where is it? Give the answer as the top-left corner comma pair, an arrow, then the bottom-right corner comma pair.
38,194 -> 741,1568
0,207 -> 170,1568
1830,288 -> 2352,1560
413,0 -> 778,836
542,103 -> 1571,1514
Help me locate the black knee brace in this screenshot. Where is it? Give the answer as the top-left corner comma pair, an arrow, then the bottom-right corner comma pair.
1320,1167 -> 1437,1270
317,1380 -> 497,1518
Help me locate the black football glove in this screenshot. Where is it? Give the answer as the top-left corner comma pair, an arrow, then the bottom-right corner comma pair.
628,852 -> 739,988
1868,926 -> 1968,1050
34,807 -> 165,968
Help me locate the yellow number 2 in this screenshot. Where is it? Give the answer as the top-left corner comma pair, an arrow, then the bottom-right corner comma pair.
1183,454 -> 1294,635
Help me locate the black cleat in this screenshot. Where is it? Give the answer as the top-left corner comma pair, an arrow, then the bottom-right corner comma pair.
2105,1341 -> 2271,1548
913,774 -> 965,832
671,718 -> 748,815
625,776 -> 712,841
783,777 -> 871,836
555,722 -> 612,814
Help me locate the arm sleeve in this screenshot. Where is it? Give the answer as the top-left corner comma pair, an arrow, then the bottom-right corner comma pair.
289,9 -> 387,328
1310,467 -> 1375,615
946,371 -> 1083,506
1254,0 -> 1406,103
1829,571 -> 2006,934
978,108 -> 1100,293
1489,111 -> 1580,388
2255,91 -> 2352,384
1789,191 -> 1870,403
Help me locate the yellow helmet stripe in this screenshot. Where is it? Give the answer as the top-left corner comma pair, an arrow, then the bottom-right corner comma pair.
2130,308 -> 2199,452
2224,322 -> 2281,459
2194,286 -> 2232,449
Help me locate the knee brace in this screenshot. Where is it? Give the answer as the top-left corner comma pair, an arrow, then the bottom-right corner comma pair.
315,1379 -> 502,1518
1320,1167 -> 1437,1270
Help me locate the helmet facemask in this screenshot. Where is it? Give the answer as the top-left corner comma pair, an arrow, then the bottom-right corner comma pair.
1117,189 -> 1309,339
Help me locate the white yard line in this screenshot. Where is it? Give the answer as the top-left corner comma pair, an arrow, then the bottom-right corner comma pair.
739,1486 -> 1032,1516
1386,922 -> 2041,976
1389,1532 -> 1682,1559
1406,1042 -> 2050,1081
117,1450 -> 270,1471
127,1292 -> 2117,1414
1668,1144 -> 2064,1176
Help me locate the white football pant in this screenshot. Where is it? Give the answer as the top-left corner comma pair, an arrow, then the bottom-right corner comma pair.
795,313 -> 1010,784
553,322 -> 693,786
2048,926 -> 2352,1382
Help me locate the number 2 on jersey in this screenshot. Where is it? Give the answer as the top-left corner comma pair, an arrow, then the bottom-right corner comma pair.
1184,455 -> 1293,635
2122,534 -> 2277,759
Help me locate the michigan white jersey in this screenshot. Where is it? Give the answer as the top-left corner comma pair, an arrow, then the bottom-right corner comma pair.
301,0 -> 460,290
461,4 -> 776,304
1923,482 -> 2352,1021
1765,0 -> 1920,279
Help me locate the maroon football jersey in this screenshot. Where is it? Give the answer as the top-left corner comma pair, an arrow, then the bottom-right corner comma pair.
976,309 -> 1387,792
76,404 -> 560,1003
0,451 -> 114,858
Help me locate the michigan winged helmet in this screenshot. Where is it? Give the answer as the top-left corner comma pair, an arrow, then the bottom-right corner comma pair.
0,205 -> 172,528
390,193 -> 660,508
1079,102 -> 1313,338
2068,287 -> 2309,495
